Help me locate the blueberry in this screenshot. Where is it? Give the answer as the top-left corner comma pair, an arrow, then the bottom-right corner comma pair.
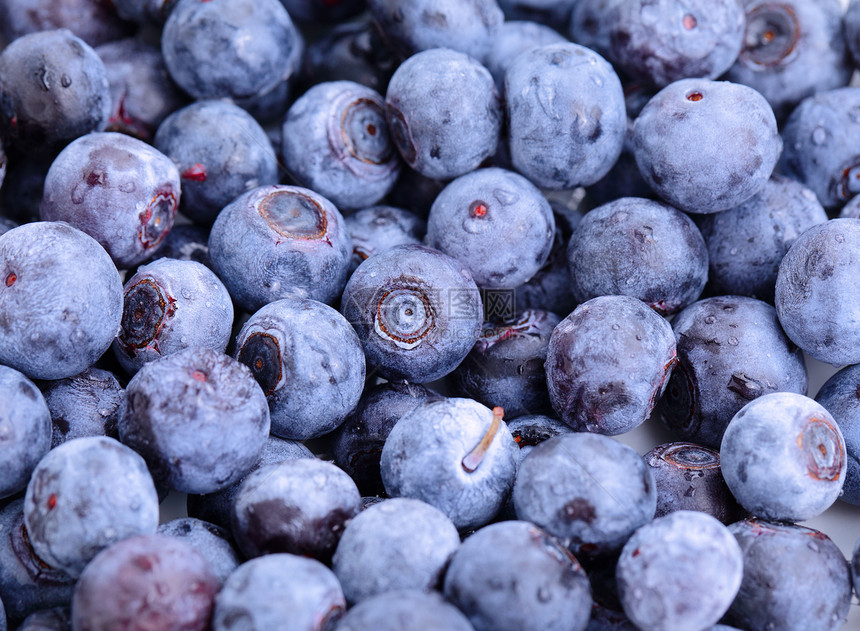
0,0 -> 130,47
233,298 -> 365,440
567,197 -> 708,315
212,554 -> 346,631
505,43 -> 626,190
0,29 -> 110,154
0,598 -> 4,631
341,244 -> 483,383
119,347 -> 270,494
334,589 -> 475,631
0,367 -> 51,500
385,48 -> 501,180
39,367 -> 124,448
633,78 -> 781,214
0,500 -> 75,625
161,0 -> 303,105
40,132 -> 181,269
344,205 -> 426,273
96,37 -> 188,144
546,295 -> 676,436
231,457 -> 361,561
380,399 -> 519,530
281,81 -> 401,212
656,295 -> 807,449
16,607 -> 71,631
157,518 -> 240,584
186,435 -> 313,531
332,381 -> 443,496
726,519 -> 852,631
443,520 -> 592,631
778,87 -> 860,209
697,175 -> 828,302
726,0 -> 851,122
606,0 -> 745,89
113,258 -> 234,375
484,20 -> 567,92
453,309 -> 559,418
721,392 -> 846,521
154,100 -> 278,225
616,511 -> 743,631
300,19 -> 399,94
208,184 -> 352,312
775,219 -> 860,365
23,436 -> 159,577
0,222 -> 123,380
426,167 -> 555,289
368,0 -> 504,63
332,497 -> 461,604
512,433 -> 656,556
71,534 -> 219,631
644,442 -> 742,524
816,364 -> 860,505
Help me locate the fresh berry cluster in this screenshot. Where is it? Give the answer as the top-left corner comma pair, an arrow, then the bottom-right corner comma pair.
2,0 -> 860,630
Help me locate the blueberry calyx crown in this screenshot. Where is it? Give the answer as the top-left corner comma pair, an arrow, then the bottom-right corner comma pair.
373,280 -> 435,350
237,332 -> 282,397
385,102 -> 417,165
138,189 -> 177,250
655,442 -> 720,470
740,3 -> 800,68
332,94 -> 394,169
477,310 -> 549,351
118,278 -> 174,356
798,418 -> 844,482
259,190 -> 328,241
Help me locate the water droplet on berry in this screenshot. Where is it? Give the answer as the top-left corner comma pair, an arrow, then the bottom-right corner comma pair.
811,127 -> 827,145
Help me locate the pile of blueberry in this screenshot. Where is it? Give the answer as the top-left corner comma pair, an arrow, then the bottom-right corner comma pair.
3,0 -> 860,629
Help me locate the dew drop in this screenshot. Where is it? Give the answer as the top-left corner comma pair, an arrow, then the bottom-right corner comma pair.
60,74 -> 72,87
811,127 -> 827,145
